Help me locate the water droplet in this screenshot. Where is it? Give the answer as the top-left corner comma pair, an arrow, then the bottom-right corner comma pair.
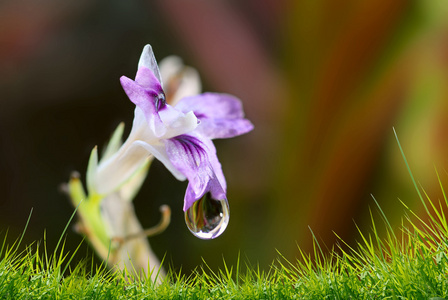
185,193 -> 229,239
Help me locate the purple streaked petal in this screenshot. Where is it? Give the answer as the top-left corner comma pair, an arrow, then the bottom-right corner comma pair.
165,133 -> 226,211
175,93 -> 254,139
134,67 -> 164,95
120,75 -> 166,137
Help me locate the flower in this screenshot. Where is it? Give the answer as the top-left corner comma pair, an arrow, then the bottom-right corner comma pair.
93,44 -> 253,211
65,45 -> 244,279
158,55 -> 202,106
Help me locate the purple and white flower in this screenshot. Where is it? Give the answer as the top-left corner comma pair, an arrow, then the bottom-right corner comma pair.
94,45 -> 253,211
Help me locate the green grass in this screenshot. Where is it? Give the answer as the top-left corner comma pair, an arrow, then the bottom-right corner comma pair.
2,199 -> 448,300
2,196 -> 448,299
2,133 -> 448,299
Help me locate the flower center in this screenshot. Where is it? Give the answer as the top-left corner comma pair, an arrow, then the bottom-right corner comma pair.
155,92 -> 167,112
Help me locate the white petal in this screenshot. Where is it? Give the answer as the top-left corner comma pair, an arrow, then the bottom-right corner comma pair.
133,140 -> 186,181
159,56 -> 183,84
172,67 -> 201,105
130,107 -> 146,135
159,55 -> 201,106
126,107 -> 160,144
138,44 -> 162,86
118,157 -> 152,202
159,109 -> 198,140
101,122 -> 125,161
95,143 -> 150,195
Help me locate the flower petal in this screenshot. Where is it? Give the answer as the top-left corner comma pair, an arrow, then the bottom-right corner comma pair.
101,122 -> 125,161
118,157 -> 151,202
138,44 -> 162,86
158,108 -> 198,140
176,92 -> 245,119
159,55 -> 201,106
134,66 -> 164,93
132,140 -> 186,181
197,118 -> 254,139
206,143 -> 226,192
165,133 -> 226,210
175,93 -> 254,139
120,73 -> 166,137
95,143 -> 150,195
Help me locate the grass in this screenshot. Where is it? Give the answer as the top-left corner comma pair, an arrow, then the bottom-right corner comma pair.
2,133 -> 448,299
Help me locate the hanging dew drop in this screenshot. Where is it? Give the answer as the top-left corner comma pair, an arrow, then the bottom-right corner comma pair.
185,193 -> 229,239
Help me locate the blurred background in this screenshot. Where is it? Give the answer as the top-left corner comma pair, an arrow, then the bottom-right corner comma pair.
2,0 -> 448,273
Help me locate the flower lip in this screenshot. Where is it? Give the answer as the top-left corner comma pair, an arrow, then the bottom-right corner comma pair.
165,132 -> 226,211
171,134 -> 207,165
